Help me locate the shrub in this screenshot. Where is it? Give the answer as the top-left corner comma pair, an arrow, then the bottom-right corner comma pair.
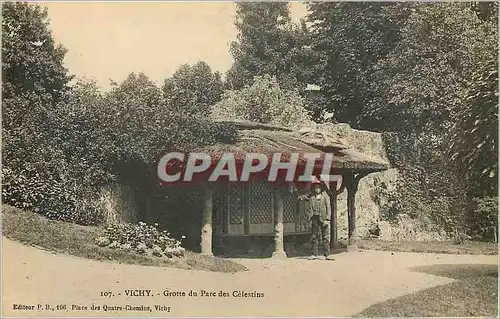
467,197 -> 498,242
379,132 -> 470,240
2,75 -> 238,227
1,166 -> 105,225
97,222 -> 186,258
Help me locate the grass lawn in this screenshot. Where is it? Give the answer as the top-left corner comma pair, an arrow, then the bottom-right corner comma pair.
358,239 -> 498,255
1,205 -> 247,273
357,264 -> 498,317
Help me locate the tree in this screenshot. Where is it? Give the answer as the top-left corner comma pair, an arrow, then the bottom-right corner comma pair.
307,2 -> 411,128
2,2 -> 72,102
104,73 -> 168,162
302,2 -> 498,240
106,72 -> 237,163
366,3 -> 497,135
0,3 -> 236,225
2,1 -> 74,179
1,2 -> 82,222
162,62 -> 223,116
211,75 -> 312,129
226,2 -> 311,92
448,59 -> 498,197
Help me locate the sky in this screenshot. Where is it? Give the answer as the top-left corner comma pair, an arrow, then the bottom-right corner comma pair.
43,2 -> 308,91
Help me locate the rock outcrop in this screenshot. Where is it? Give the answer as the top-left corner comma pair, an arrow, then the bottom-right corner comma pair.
309,123 -> 400,240
99,183 -> 138,224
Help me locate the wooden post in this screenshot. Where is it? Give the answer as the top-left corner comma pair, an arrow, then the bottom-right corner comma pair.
200,183 -> 214,255
345,172 -> 361,252
272,186 -> 287,259
330,181 -> 340,250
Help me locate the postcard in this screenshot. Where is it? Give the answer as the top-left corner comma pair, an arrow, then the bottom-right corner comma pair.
2,1 -> 498,318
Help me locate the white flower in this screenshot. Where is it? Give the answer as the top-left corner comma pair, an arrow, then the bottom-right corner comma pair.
181,235 -> 186,239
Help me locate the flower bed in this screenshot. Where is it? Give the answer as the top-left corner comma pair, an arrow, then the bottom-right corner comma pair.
96,222 -> 186,258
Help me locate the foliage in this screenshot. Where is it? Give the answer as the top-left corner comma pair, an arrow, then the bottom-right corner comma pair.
308,2 -> 497,135
367,3 -> 497,135
466,197 -> 498,242
226,2 -> 312,92
163,61 -> 224,116
448,59 -> 498,197
98,222 -> 186,258
72,72 -> 236,225
58,78 -> 118,186
379,130 -> 497,243
379,132 -> 468,239
306,2 -> 498,235
370,3 -> 498,203
1,80 -> 113,225
106,72 -> 237,163
0,3 -> 103,224
307,2 -> 410,127
104,72 -> 165,162
2,2 -> 72,102
211,75 -> 312,129
468,1 -> 499,23
2,166 -> 76,221
2,68 -> 235,226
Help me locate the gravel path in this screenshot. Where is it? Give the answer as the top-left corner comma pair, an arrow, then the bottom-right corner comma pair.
2,237 -> 497,317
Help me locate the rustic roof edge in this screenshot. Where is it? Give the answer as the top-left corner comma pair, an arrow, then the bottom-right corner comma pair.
213,119 -> 294,132
337,148 -> 390,172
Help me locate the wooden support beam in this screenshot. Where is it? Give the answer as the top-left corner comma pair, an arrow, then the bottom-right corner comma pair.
272,186 -> 287,259
200,183 -> 214,255
329,181 -> 340,250
335,177 -> 346,196
346,182 -> 357,250
345,172 -> 365,252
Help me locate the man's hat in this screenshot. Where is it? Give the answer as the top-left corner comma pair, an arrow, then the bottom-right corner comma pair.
311,176 -> 323,185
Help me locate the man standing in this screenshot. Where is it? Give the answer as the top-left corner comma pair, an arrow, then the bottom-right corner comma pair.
308,180 -> 332,260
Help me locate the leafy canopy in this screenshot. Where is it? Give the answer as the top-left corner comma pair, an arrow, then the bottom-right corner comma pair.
227,2 -> 311,92
211,75 -> 312,129
2,1 -> 72,102
163,61 -> 224,116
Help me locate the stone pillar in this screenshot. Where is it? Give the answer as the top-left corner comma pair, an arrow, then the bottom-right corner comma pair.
272,186 -> 287,258
200,184 -> 213,255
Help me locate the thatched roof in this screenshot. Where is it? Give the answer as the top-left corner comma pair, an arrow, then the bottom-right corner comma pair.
176,120 -> 389,172
190,129 -> 325,165
216,120 -> 294,132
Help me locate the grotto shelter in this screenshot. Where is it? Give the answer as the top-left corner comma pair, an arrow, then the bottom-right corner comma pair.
147,120 -> 389,257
